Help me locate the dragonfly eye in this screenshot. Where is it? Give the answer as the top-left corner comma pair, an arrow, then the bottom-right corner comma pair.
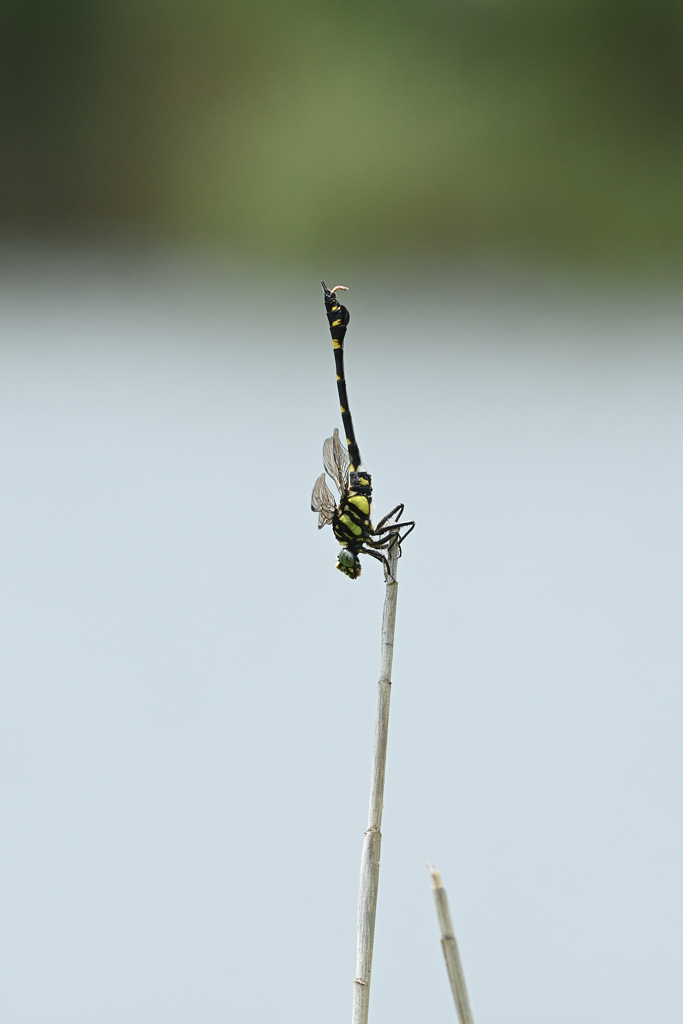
336,548 -> 361,578
338,548 -> 356,569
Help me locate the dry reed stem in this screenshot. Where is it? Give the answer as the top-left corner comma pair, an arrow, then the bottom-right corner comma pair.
428,864 -> 474,1024
351,539 -> 400,1024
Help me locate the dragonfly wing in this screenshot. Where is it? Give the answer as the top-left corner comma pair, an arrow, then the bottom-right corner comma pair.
322,435 -> 340,490
311,472 -> 337,529
333,428 -> 351,485
323,428 -> 350,493
311,472 -> 327,512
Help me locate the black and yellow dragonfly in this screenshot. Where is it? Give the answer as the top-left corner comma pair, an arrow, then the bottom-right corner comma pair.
311,281 -> 414,580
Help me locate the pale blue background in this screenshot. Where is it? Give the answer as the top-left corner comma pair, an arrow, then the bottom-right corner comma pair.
0,248 -> 682,1023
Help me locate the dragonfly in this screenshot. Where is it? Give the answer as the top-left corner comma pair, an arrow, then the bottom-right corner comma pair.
311,281 -> 415,580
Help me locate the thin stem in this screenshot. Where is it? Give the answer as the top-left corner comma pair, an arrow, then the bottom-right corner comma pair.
351,541 -> 400,1024
428,865 -> 475,1024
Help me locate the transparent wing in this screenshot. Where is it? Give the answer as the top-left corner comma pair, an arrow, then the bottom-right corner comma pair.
311,472 -> 337,529
322,428 -> 350,494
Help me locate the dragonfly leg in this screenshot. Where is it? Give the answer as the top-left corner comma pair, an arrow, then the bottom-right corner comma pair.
360,546 -> 395,581
365,534 -> 400,564
372,519 -> 415,540
365,534 -> 395,550
375,504 -> 405,531
367,523 -> 415,562
397,521 -> 416,542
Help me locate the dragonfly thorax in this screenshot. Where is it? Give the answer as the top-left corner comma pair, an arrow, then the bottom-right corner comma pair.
333,491 -> 372,548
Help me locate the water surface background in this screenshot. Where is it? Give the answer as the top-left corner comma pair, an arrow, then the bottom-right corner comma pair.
0,248 -> 682,1022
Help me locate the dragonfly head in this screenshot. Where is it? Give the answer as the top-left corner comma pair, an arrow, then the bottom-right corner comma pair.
337,547 -> 361,579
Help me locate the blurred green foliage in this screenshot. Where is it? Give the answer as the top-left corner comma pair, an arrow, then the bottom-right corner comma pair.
2,0 -> 683,264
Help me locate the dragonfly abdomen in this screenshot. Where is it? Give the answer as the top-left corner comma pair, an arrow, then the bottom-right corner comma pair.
321,281 -> 363,472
